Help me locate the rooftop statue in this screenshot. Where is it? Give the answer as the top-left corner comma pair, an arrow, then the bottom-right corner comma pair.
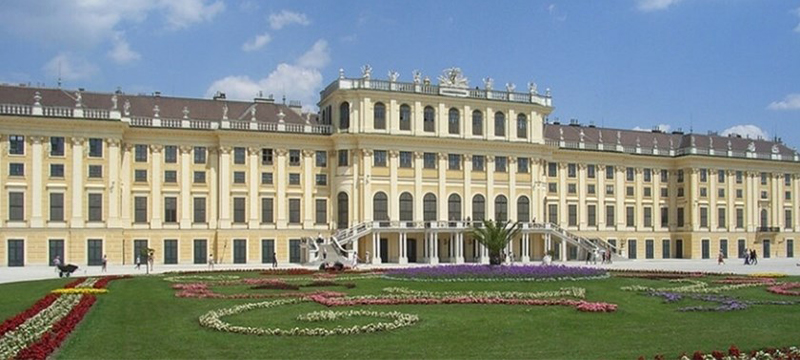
388,70 -> 399,82
748,142 -> 756,152
438,67 -> 469,88
361,64 -> 372,79
482,77 -> 494,91
413,70 -> 422,84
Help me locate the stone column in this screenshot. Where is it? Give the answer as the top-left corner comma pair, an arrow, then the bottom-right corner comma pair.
690,169 -> 699,231
577,163 -> 586,229
509,156 -> 518,222
414,151 -> 424,223
438,152 -> 447,222
275,149 -> 287,227
372,232 -> 382,264
107,139 -> 121,227
487,155 -> 496,221
150,144 -> 163,228
302,149 -> 313,228
70,137 -> 85,227
362,149 -> 373,222
120,143 -> 133,225
208,147 -> 219,228
398,232 -> 408,264
455,232 -> 465,264
389,150 -> 399,221
615,166 -> 625,230
30,136 -> 44,227
463,154 -> 472,221
217,146 -> 232,228
250,147 -> 261,228
597,164 -> 606,228
179,145 -> 192,228
709,169 -> 718,230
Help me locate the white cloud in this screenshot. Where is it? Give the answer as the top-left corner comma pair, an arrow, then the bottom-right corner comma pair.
206,39 -> 330,110
633,124 -> 671,132
108,32 -> 141,64
160,0 -> 225,30
242,32 -> 272,52
268,10 -> 310,30
721,125 -> 768,140
636,0 -> 683,12
547,4 -> 567,21
43,53 -> 98,81
767,93 -> 800,110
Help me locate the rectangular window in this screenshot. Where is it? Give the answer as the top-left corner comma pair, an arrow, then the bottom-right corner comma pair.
700,187 -> 708,197
261,172 -> 273,185
338,149 -> 348,166
660,187 -> 668,198
548,162 -> 558,177
568,204 -> 577,226
289,198 -> 301,224
233,197 -> 246,223
193,171 -> 206,184
193,197 -> 206,223
646,239 -> 654,259
786,191 -> 792,201
289,150 -> 301,166
472,155 -> 485,171
547,204 -> 558,224
50,193 -> 64,221
164,145 -> 177,163
700,169 -> 708,182
626,167 -> 635,181
718,170 -> 725,183
605,185 -> 614,195
568,163 -> 577,178
736,189 -> 743,199
700,207 -> 708,228
626,186 -> 634,197
194,146 -> 206,164
135,169 -> 147,182
289,173 -> 301,185
736,208 -> 744,229
662,239 -> 671,259
88,193 -> 102,222
786,174 -> 792,186
495,157 -> 507,172
194,239 -> 208,264
548,183 -> 558,193
315,199 -> 327,224
606,165 -> 614,180
234,147 -> 246,164
135,144 -> 147,162
163,239 -> 178,264
644,207 -> 652,227
88,138 -> 103,158
9,135 -> 24,155
718,207 -> 726,228
588,205 -> 596,226
50,164 -> 64,178
233,171 -> 245,184
164,170 -> 177,183
164,197 -> 177,223
761,172 -> 768,185
448,154 -> 461,170
606,205 -> 615,226
587,164 -> 595,179
518,158 -> 529,173
626,206 -> 635,227
134,196 -> 147,223
315,151 -> 327,167
400,106 -> 411,131
588,184 -> 596,195
660,169 -> 668,182
374,150 -> 387,167
568,184 -> 577,194
678,187 -> 685,197
786,209 -> 793,229
423,153 -> 436,169
50,137 -> 65,156
261,148 -> 273,165
316,174 -> 327,186
261,198 -> 274,223
644,187 -> 651,197
677,207 -> 685,227
88,165 -> 102,178
718,188 -> 725,198
736,171 -> 743,184
677,170 -> 684,183
661,207 -> 669,227
643,169 -> 651,182
9,163 -> 24,176
9,192 -> 24,221
399,151 -> 412,168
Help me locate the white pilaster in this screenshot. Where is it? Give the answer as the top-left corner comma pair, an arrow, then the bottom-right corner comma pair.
302,149 -> 313,227
70,137 -> 85,227
30,136 -> 44,227
150,144 -> 163,228
179,146 -> 192,228
108,139 -> 121,227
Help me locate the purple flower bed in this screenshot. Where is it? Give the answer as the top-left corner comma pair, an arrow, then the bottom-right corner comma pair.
647,291 -> 800,312
384,264 -> 607,281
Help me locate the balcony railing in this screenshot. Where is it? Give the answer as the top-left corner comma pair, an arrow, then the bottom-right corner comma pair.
756,226 -> 781,233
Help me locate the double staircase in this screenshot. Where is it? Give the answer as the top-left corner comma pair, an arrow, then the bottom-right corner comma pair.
305,221 -> 627,264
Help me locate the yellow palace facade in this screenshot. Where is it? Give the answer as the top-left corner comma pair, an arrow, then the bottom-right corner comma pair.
1,67 -> 798,267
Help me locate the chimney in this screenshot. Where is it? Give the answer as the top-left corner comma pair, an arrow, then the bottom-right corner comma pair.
213,91 -> 226,100
288,100 -> 302,115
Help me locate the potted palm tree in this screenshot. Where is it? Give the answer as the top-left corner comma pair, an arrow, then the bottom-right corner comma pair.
469,219 -> 520,265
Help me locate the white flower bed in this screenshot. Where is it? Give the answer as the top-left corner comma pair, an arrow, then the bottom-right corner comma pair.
0,294 -> 82,359
621,279 -> 766,294
198,299 -> 419,336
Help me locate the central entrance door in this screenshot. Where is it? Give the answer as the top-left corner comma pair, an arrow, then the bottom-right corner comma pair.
406,238 -> 417,263
380,238 -> 388,263
763,240 -> 771,258
675,239 -> 684,259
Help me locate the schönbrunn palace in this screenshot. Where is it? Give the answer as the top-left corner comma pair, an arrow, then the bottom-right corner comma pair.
1,67 -> 798,267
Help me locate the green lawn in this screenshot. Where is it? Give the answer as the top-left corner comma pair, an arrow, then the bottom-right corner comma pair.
3,271 -> 799,359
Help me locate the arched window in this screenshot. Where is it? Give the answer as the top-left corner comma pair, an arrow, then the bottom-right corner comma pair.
373,192 -> 388,221
448,108 -> 460,135
760,209 -> 768,228
448,194 -> 462,221
472,110 -> 483,136
337,192 -> 349,229
399,104 -> 411,131
517,196 -> 530,222
399,192 -> 413,222
423,106 -> 435,132
516,113 -> 527,139
339,102 -> 350,130
374,102 -> 386,130
472,194 -> 486,221
494,111 -> 505,137
495,195 -> 508,222
423,193 -> 437,221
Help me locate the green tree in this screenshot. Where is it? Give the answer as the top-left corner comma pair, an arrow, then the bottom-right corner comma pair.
469,220 -> 520,265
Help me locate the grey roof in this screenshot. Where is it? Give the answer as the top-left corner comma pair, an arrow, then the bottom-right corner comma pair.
0,85 -> 318,125
544,123 -> 796,157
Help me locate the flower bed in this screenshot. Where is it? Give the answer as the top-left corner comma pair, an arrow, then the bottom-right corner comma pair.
749,272 -> 788,278
173,282 -> 346,300
51,288 -> 109,295
648,344 -> 800,360
621,279 -> 768,294
198,298 -> 420,336
612,271 -> 705,280
767,282 -> 800,296
162,274 -> 241,283
646,289 -> 800,312
381,287 -> 586,299
309,294 -> 617,313
384,265 -> 607,282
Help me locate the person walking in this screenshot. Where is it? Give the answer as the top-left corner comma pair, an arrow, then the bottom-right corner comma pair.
717,250 -> 725,265
272,252 -> 278,268
208,254 -> 215,270
135,255 -> 141,270
750,249 -> 758,265
102,254 -> 108,272
53,255 -> 61,274
743,248 -> 750,265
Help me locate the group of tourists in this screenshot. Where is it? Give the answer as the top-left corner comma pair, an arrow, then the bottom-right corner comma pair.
743,248 -> 759,265
585,248 -> 613,265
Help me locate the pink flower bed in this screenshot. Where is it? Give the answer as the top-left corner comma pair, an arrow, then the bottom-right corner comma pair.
172,283 -> 346,299
715,277 -> 776,285
308,295 -> 617,313
767,282 -> 800,296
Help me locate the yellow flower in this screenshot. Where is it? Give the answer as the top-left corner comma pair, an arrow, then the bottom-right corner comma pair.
749,273 -> 787,278
51,288 -> 109,295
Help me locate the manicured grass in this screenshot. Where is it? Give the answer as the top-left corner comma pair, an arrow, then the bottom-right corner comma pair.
3,271 -> 799,359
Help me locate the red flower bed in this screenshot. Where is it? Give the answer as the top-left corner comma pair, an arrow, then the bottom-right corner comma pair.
0,294 -> 59,338
767,282 -> 800,296
304,281 -> 357,289
250,283 -> 301,291
309,295 -> 617,313
15,295 -> 97,360
92,275 -> 132,289
654,344 -> 800,360
63,277 -> 87,289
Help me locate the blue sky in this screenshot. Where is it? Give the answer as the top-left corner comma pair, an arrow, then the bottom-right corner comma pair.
1,0 -> 799,147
